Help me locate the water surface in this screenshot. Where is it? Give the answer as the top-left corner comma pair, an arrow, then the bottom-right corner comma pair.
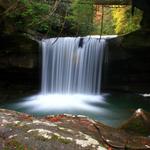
1,92 -> 150,127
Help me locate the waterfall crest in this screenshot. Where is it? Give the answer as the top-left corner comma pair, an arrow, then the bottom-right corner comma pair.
41,37 -> 106,94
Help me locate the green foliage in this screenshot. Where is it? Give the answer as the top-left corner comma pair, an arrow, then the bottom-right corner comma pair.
66,0 -> 94,36
93,7 -> 115,35
6,0 -> 50,33
101,8 -> 115,35
3,0 -> 143,36
4,139 -> 28,150
51,134 -> 71,144
112,6 -> 142,34
94,6 -> 142,35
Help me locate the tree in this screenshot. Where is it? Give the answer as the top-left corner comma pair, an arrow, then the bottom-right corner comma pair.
0,0 -> 143,36
93,6 -> 115,35
66,0 -> 94,36
112,6 -> 142,34
1,0 -> 70,36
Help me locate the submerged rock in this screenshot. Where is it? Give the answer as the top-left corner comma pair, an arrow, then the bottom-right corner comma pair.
0,108 -> 150,150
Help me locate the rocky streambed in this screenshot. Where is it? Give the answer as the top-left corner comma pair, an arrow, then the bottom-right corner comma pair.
0,108 -> 150,150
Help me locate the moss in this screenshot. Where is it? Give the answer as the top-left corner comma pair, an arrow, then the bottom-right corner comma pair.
33,133 -> 71,144
51,135 -> 71,144
58,137 -> 71,144
7,123 -> 30,131
36,135 -> 50,141
121,117 -> 150,136
4,139 -> 29,150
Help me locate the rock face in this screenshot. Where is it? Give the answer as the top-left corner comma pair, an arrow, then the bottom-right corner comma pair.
0,0 -> 42,98
102,29 -> 150,93
0,34 -> 40,100
0,108 -> 150,150
0,34 -> 40,82
0,34 -> 39,69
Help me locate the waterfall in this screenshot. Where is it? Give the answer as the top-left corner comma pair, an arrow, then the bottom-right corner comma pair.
41,37 -> 106,94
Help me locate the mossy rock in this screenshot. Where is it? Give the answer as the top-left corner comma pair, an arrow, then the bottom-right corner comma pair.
120,109 -> 150,136
51,135 -> 71,144
4,139 -> 27,150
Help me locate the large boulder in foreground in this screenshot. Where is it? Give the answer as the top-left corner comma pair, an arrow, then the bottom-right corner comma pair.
0,108 -> 150,150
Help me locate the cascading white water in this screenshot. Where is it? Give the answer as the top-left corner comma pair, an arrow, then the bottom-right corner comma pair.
41,37 -> 106,94
16,36 -> 119,122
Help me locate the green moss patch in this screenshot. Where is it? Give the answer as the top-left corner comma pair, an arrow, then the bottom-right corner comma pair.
4,139 -> 29,150
51,135 -> 72,144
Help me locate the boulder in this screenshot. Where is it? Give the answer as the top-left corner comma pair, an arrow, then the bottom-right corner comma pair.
120,108 -> 150,136
0,108 -> 150,150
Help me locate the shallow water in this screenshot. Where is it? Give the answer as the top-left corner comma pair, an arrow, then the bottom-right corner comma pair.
1,92 -> 150,127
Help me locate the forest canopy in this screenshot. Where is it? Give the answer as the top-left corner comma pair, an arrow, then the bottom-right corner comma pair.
0,0 -> 142,36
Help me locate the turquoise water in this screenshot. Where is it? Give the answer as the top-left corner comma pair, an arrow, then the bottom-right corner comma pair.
0,92 -> 150,127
